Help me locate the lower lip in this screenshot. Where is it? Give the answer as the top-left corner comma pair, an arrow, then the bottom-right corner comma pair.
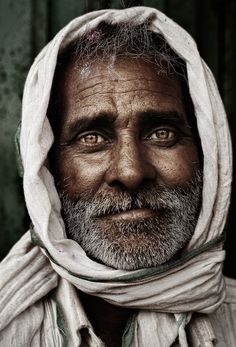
105,208 -> 156,221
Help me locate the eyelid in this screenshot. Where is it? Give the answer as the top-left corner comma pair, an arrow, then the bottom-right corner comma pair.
58,128 -> 114,149
73,131 -> 116,153
79,133 -> 104,144
141,126 -> 181,148
142,124 -> 178,139
77,130 -> 105,140
74,129 -> 112,142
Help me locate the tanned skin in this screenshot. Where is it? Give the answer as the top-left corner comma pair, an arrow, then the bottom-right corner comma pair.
50,57 -> 200,346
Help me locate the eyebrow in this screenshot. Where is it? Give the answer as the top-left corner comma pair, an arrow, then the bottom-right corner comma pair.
137,110 -> 187,128
138,110 -> 189,130
65,112 -> 116,136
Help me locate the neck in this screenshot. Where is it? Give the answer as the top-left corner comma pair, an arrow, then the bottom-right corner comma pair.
79,291 -> 134,347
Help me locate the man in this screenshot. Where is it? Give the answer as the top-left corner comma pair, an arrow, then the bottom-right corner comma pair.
0,6 -> 235,347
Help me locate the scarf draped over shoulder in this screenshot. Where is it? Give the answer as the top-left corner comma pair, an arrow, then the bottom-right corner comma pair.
0,6 -> 232,347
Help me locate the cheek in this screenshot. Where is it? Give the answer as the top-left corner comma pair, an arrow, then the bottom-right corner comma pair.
150,144 -> 200,186
57,150 -> 109,200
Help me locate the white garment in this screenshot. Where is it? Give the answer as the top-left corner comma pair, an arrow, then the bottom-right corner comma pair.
1,233 -> 236,346
0,6 -> 233,347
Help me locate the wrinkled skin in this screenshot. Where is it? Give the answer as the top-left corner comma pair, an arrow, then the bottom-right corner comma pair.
50,56 -> 201,347
52,57 -> 200,250
55,58 -> 199,197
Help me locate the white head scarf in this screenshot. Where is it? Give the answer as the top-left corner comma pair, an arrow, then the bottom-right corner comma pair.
1,6 -> 232,347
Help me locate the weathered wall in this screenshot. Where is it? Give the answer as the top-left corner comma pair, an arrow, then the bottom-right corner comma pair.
0,0 -> 235,277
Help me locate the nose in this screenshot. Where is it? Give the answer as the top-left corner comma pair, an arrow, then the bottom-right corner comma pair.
105,136 -> 156,190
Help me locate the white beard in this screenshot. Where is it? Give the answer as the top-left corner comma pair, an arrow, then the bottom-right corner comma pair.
59,170 -> 203,270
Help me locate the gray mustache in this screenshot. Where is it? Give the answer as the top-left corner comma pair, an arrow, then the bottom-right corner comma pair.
60,180 -> 201,219
88,190 -> 188,217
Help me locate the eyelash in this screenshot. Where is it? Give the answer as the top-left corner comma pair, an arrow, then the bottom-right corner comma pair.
142,126 -> 180,145
75,131 -> 111,147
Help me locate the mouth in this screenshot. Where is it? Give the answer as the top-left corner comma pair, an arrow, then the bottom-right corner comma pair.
100,208 -> 157,221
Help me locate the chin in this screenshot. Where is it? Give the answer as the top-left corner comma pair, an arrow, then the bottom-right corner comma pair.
77,218 -> 189,270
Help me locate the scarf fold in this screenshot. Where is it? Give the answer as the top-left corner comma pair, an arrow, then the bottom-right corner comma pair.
0,232 -> 218,346
1,6 -> 232,347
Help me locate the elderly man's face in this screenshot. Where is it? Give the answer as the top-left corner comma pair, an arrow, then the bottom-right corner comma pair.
52,56 -> 202,270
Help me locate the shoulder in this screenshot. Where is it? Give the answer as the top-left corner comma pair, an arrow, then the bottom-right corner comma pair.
208,276 -> 236,346
0,301 -> 44,346
0,232 -> 58,344
0,296 -> 64,347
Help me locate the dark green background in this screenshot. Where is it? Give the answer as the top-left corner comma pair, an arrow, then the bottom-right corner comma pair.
0,0 -> 235,277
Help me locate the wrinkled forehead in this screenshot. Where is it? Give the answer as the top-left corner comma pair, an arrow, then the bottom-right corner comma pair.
52,56 -> 188,129
56,55 -> 184,102
49,54 -> 198,143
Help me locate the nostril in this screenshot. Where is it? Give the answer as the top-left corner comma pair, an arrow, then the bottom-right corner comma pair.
108,180 -> 126,190
107,175 -> 156,192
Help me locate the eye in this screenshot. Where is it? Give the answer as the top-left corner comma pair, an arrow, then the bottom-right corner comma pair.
143,127 -> 178,147
78,133 -> 106,145
149,129 -> 175,141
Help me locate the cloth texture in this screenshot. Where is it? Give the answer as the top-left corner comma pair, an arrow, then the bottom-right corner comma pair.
0,6 -> 233,347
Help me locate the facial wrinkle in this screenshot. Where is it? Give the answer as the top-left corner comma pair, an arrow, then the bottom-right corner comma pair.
59,169 -> 203,270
